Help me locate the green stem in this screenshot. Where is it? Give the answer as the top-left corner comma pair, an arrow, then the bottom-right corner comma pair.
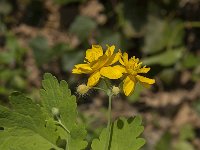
59,120 -> 71,134
55,119 -> 71,134
107,94 -> 112,130
104,94 -> 112,150
103,78 -> 111,89
92,87 -> 107,93
52,112 -> 70,150
66,138 -> 69,150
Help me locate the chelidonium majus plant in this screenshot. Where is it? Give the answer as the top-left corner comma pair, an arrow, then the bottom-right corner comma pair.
0,44 -> 155,150
73,44 -> 155,150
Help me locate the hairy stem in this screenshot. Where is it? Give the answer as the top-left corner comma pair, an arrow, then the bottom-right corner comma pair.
107,94 -> 112,130
103,78 -> 111,89
58,120 -> 71,134
105,94 -> 112,150
54,118 -> 70,134
54,116 -> 70,150
92,87 -> 107,93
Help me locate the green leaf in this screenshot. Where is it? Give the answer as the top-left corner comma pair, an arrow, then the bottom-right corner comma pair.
52,43 -> 74,56
69,15 -> 97,41
29,36 -> 51,65
0,92 -> 62,150
0,73 -> 88,150
179,124 -> 195,141
142,48 -> 184,66
91,116 -> 145,150
0,69 -> 26,90
193,99 -> 200,115
40,73 -> 87,149
143,17 -> 184,54
62,51 -> 85,72
182,53 -> 200,69
30,36 -> 73,66
0,33 -> 26,64
155,132 -> 172,150
191,67 -> 200,81
173,141 -> 194,150
159,68 -> 176,85
123,0 -> 147,33
99,32 -> 121,49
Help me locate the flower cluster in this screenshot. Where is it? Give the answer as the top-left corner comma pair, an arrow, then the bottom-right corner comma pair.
72,45 -> 155,96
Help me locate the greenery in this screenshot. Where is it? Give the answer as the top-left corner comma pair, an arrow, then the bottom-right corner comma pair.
0,73 -> 145,150
0,0 -> 200,149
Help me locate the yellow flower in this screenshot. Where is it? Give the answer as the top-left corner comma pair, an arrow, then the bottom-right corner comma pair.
72,45 -> 122,87
119,52 -> 155,96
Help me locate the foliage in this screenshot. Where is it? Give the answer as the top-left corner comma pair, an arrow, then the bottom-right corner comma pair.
0,73 -> 87,150
0,73 -> 145,150
1,0 -> 200,149
155,125 -> 195,150
0,92 -> 62,150
69,16 -> 97,41
92,116 -> 145,150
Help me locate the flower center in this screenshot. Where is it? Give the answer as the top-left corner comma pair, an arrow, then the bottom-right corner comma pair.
126,68 -> 137,76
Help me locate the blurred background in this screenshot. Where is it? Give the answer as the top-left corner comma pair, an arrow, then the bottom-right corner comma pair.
0,0 -> 200,149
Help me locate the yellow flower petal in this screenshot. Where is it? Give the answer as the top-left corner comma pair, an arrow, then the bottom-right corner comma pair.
87,71 -> 101,87
130,56 -> 139,63
100,65 -> 125,79
109,51 -> 122,65
72,68 -> 82,74
74,64 -> 92,70
136,75 -> 155,84
85,45 -> 103,62
90,55 -> 108,70
72,64 -> 92,74
105,45 -> 115,56
104,52 -> 120,66
114,65 -> 126,73
140,82 -> 151,88
119,58 -> 125,66
138,66 -> 150,73
123,75 -> 136,96
120,52 -> 128,66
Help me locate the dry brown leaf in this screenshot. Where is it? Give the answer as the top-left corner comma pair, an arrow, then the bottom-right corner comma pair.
80,0 -> 104,18
172,103 -> 200,133
13,24 -> 70,46
24,48 -> 41,87
80,0 -> 107,24
180,70 -> 192,84
192,138 -> 200,150
44,0 -> 60,29
142,82 -> 200,107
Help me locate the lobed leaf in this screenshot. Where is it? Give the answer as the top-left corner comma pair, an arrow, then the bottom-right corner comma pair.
142,47 -> 184,66
91,116 -> 145,150
0,73 -> 88,150
0,92 -> 61,150
40,73 -> 87,149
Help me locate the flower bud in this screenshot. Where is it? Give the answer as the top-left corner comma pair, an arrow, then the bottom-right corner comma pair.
112,86 -> 120,95
52,107 -> 60,116
77,84 -> 90,95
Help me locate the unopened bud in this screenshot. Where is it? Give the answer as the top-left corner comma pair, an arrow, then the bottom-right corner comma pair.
52,107 -> 60,116
77,84 -> 90,95
112,86 -> 120,95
